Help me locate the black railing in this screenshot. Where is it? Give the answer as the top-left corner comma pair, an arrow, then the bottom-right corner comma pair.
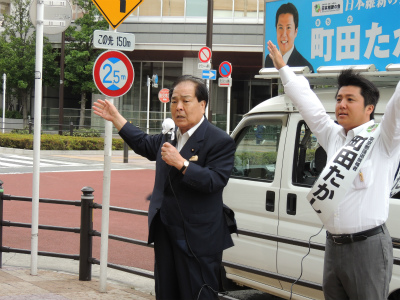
1,178 -> 399,295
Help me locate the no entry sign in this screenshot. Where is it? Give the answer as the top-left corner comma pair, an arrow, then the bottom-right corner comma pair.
219,61 -> 232,78
198,46 -> 212,63
93,50 -> 134,97
158,88 -> 170,103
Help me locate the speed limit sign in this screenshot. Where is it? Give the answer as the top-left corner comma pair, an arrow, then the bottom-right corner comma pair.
93,50 -> 134,97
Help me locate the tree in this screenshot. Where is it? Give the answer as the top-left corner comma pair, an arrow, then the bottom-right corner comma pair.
64,0 -> 108,128
0,0 -> 59,125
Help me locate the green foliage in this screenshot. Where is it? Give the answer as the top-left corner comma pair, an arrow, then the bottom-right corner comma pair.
0,0 -> 59,122
64,0 -> 108,96
63,128 -> 101,137
0,109 -> 23,119
0,133 -> 124,150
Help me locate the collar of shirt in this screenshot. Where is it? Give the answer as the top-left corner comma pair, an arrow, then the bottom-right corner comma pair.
344,119 -> 375,143
176,116 -> 205,152
282,45 -> 295,64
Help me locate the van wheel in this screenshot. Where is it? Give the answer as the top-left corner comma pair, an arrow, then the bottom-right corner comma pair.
388,290 -> 400,300
219,266 -> 245,291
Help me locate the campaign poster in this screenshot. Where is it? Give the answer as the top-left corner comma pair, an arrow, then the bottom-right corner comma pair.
264,0 -> 400,72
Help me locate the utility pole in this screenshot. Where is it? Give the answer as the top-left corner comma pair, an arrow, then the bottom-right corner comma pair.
206,0 -> 213,122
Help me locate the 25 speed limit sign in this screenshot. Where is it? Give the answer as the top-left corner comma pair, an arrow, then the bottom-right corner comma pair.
93,50 -> 134,97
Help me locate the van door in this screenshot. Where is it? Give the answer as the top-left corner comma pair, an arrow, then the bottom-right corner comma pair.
277,113 -> 326,300
223,114 -> 288,290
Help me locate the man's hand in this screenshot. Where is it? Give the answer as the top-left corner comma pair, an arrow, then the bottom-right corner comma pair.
267,40 -> 286,70
161,142 -> 186,172
93,99 -> 127,131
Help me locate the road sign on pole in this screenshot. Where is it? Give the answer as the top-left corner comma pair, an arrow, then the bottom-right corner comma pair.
91,0 -> 144,29
219,61 -> 232,78
93,50 -> 134,97
202,70 -> 216,80
158,88 -> 170,103
94,30 -> 135,51
198,46 -> 212,63
30,0 -> 72,35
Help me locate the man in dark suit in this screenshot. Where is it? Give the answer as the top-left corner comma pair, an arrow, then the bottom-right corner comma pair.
264,2 -> 314,73
93,75 -> 236,300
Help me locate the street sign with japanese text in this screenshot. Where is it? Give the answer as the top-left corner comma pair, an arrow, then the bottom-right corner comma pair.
158,88 -> 170,103
91,0 -> 143,30
94,30 -> 135,51
93,50 -> 134,97
218,77 -> 232,87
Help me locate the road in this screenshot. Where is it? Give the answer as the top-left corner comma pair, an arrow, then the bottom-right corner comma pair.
0,148 -> 283,300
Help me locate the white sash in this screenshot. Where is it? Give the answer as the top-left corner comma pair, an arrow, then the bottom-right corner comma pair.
307,124 -> 381,225
391,168 -> 400,197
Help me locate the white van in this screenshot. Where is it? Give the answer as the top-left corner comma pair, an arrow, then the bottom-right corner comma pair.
222,69 -> 400,300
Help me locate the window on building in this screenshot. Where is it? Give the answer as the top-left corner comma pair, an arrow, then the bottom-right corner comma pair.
162,0 -> 185,16
186,0 -> 207,17
138,0 -> 161,16
234,0 -> 259,18
214,0 -> 233,18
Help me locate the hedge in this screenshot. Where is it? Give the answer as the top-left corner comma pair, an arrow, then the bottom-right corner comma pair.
0,133 -> 124,150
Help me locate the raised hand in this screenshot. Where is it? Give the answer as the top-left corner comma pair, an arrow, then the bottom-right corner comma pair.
267,40 -> 286,70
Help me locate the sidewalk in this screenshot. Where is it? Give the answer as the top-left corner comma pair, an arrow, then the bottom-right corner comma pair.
0,253 -> 156,300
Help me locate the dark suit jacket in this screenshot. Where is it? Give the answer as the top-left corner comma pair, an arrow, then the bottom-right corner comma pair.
119,119 -> 236,257
265,46 -> 314,73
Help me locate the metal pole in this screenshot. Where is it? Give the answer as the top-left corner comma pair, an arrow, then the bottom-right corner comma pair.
58,31 -> 65,135
226,76 -> 231,134
147,76 -> 150,134
206,0 -> 213,122
79,186 -> 94,281
2,73 -> 5,134
31,0 -> 44,276
99,97 -> 113,292
0,180 -> 4,268
123,142 -> 128,163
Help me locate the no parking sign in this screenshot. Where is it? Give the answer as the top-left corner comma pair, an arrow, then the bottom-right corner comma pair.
93,50 -> 134,97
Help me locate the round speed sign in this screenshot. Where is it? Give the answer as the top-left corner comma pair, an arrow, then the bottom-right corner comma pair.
93,50 -> 134,97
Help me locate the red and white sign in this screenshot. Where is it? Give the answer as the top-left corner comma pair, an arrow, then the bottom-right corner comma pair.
158,88 -> 170,103
198,46 -> 212,63
219,61 -> 232,78
93,50 -> 134,97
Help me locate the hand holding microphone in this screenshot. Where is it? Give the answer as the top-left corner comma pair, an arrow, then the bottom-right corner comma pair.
162,118 -> 175,144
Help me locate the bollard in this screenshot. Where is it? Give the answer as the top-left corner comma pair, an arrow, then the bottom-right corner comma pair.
0,180 -> 3,268
123,141 -> 128,163
79,186 -> 94,281
69,122 -> 74,136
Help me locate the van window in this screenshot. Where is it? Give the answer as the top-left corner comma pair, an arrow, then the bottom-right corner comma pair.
293,121 -> 327,187
232,123 -> 282,181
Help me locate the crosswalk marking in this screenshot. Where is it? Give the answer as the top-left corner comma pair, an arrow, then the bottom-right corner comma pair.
0,154 -> 86,169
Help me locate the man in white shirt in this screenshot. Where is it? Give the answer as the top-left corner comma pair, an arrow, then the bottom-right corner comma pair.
267,40 -> 400,300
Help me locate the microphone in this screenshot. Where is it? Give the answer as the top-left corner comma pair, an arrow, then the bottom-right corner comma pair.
162,118 -> 175,143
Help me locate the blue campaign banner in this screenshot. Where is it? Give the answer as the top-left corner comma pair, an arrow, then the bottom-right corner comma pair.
264,0 -> 400,72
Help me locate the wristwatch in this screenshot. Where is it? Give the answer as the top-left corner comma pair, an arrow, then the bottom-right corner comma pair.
180,160 -> 189,173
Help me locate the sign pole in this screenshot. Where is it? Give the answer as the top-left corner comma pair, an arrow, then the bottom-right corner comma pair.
31,0 -> 44,276
226,75 -> 231,134
99,95 -> 113,292
147,76 -> 150,134
2,73 -> 5,134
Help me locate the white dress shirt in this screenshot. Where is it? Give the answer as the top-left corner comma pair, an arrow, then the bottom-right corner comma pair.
282,45 -> 294,64
176,116 -> 205,152
279,65 -> 400,234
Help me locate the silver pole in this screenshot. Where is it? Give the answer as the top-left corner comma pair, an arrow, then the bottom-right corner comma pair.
99,96 -> 113,292
2,73 -> 6,134
147,76 -> 150,134
31,0 -> 44,276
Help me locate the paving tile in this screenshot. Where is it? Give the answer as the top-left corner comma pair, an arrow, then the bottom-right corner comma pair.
0,282 -> 48,296
0,294 -> 69,300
